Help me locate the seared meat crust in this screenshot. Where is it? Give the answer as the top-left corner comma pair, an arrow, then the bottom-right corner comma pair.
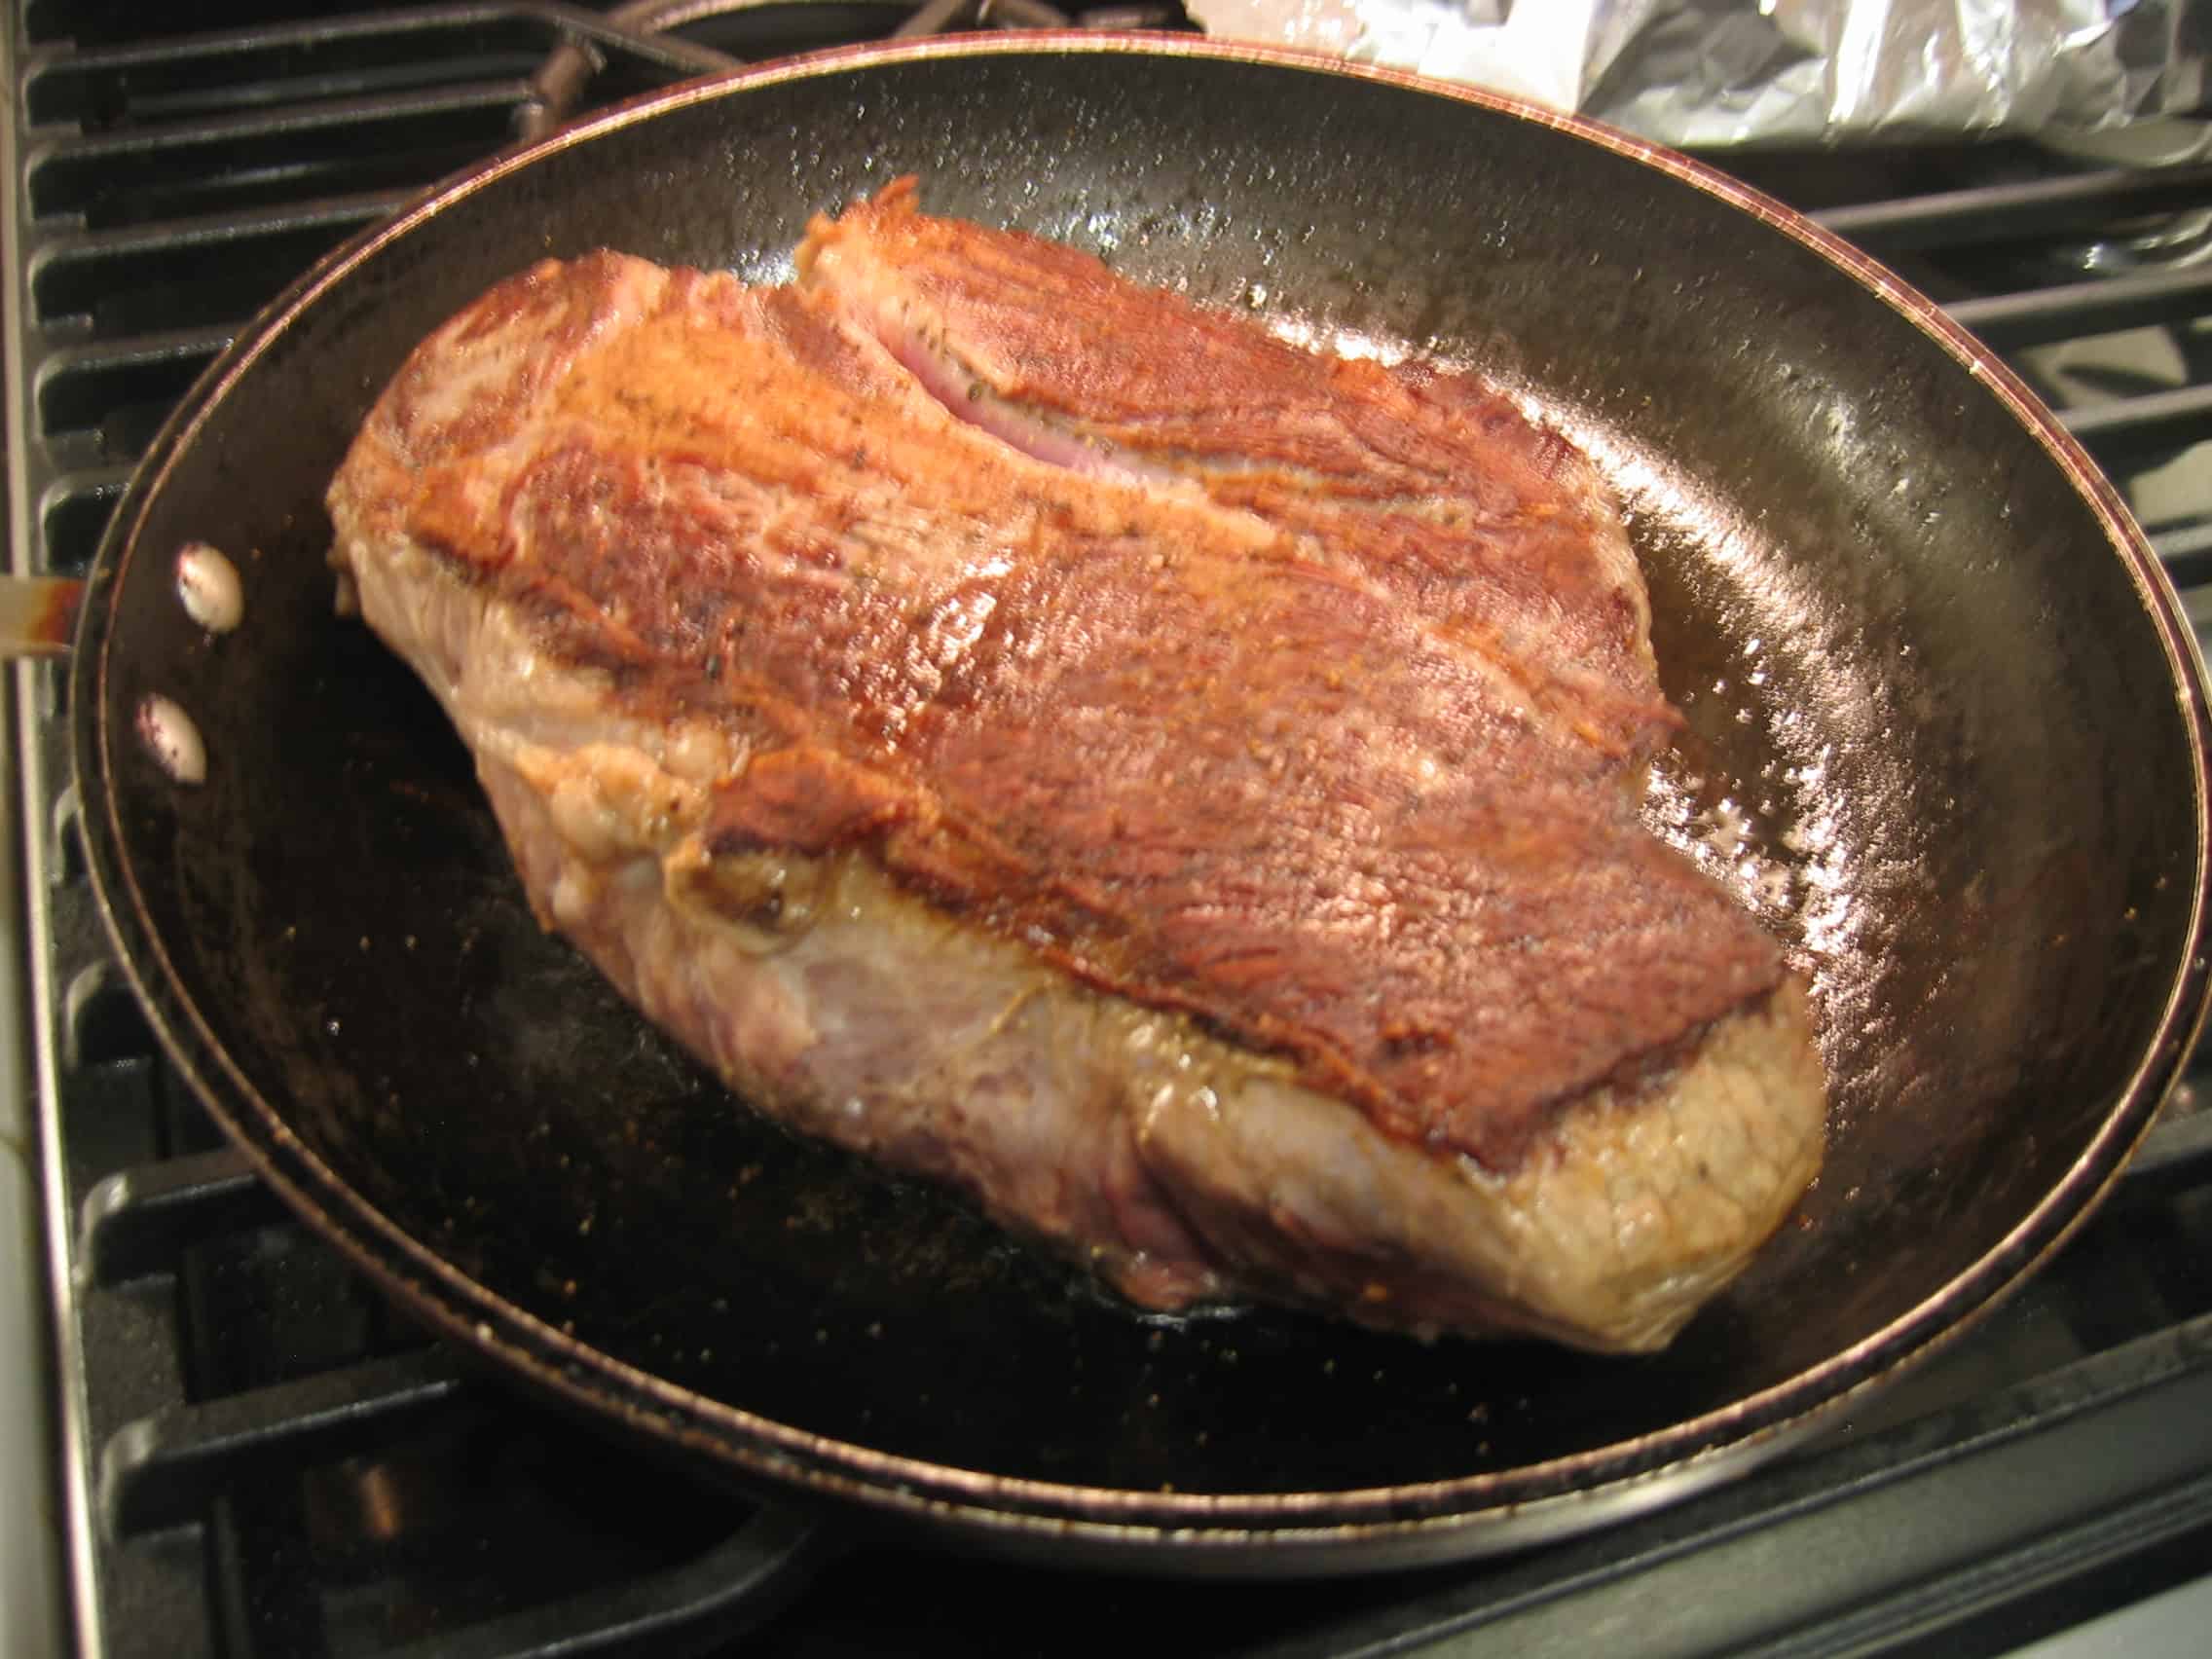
326,186 -> 1825,1349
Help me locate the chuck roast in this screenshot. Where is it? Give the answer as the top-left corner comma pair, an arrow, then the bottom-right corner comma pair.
325,180 -> 1825,1352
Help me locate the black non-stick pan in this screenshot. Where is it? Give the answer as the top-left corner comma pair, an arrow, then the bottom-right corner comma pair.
73,35 -> 2212,1573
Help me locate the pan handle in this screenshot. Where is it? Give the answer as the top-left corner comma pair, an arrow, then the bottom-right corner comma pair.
0,574 -> 82,659
381,1499 -> 843,1659
4,535 -> 249,658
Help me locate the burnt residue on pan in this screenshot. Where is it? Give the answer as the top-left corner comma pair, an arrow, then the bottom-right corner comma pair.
74,40 -> 2210,1565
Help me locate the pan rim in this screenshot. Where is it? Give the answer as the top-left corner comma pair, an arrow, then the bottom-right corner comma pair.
73,32 -> 2212,1557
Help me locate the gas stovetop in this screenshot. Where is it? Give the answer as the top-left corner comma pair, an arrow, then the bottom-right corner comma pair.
6,6 -> 2212,1657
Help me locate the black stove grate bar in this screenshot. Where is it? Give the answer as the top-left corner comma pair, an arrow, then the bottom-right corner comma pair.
43,52 -> 556,129
75,1146 -> 283,1289
1073,3 -> 1183,24
41,464 -> 131,571
19,2 -> 734,125
1253,1310 -> 2212,1659
2120,1104 -> 2212,1198
377,1506 -> 827,1659
1814,162 -> 2212,251
1946,265 -> 2212,350
31,186 -> 411,294
2059,384 -> 2212,466
91,1336 -> 830,1658
27,3 -> 607,78
36,324 -> 231,450
29,190 -> 406,339
22,79 -> 532,219
982,0 -> 1074,26
29,75 -> 530,160
891,0 -> 975,34
31,187 -> 406,259
2153,523 -> 2212,588
79,1313 -> 2211,1658
97,1346 -> 469,1540
61,958 -> 154,1071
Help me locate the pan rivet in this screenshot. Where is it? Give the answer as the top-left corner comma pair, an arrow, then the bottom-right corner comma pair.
174,542 -> 243,634
133,695 -> 205,787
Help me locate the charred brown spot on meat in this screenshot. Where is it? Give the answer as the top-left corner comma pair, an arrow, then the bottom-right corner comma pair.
706,747 -> 912,858
1379,1017 -> 1457,1056
671,846 -> 830,950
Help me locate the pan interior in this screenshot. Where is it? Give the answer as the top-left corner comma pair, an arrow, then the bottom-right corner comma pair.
86,47 -> 2203,1504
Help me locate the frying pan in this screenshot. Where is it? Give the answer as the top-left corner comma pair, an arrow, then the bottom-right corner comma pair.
72,34 -> 2212,1575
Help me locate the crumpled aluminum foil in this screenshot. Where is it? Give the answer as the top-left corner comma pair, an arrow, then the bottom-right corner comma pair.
1182,0 -> 2209,147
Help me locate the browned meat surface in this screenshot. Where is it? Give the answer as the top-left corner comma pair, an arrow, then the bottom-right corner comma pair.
325,183 -> 1825,1351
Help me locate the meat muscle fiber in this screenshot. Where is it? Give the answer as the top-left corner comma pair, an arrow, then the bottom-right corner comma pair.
325,180 -> 1825,1352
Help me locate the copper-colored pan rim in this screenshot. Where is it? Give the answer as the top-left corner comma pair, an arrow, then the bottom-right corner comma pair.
78,33 -> 2212,1563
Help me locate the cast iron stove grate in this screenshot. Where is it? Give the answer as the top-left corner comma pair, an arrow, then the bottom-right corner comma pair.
9,5 -> 2212,1656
